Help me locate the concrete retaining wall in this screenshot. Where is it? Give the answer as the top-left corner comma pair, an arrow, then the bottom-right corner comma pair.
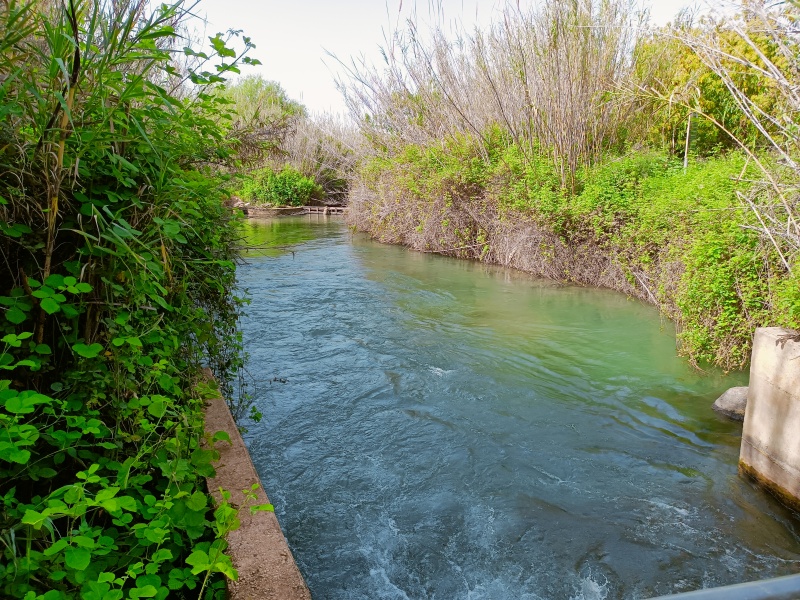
740,327 -> 800,508
203,387 -> 311,600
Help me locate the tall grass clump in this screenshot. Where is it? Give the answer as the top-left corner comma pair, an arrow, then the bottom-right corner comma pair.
0,0 -> 267,596
283,115 -> 364,203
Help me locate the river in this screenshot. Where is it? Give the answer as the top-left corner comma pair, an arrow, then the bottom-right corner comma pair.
238,216 -> 800,600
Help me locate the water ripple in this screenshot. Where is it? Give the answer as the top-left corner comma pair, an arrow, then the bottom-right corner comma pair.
239,218 -> 800,599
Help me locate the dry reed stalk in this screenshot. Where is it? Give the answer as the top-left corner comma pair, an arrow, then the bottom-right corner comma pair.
281,115 -> 364,201
338,0 -> 648,184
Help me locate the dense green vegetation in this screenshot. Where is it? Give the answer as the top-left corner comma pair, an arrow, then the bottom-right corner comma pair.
222,75 -> 358,205
239,166 -> 323,206
221,75 -> 334,206
343,0 -> 800,370
0,0 -> 268,597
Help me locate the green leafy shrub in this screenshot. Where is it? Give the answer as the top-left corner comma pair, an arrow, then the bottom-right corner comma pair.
240,167 -> 323,206
0,1 -> 263,597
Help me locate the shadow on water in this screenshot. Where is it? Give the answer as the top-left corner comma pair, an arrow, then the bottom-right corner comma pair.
237,218 -> 800,600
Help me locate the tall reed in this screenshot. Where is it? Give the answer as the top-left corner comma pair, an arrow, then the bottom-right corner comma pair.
339,0 -> 647,186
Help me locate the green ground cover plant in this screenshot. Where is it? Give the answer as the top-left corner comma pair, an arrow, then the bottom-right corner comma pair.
0,0 -> 266,597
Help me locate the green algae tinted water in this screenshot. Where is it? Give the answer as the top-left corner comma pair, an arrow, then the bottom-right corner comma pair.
238,217 -> 800,600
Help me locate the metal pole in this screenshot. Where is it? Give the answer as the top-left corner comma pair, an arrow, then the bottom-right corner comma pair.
649,573 -> 800,600
683,111 -> 692,174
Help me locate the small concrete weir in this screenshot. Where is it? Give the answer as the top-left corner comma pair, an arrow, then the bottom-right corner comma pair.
739,327 -> 800,508
236,204 -> 346,218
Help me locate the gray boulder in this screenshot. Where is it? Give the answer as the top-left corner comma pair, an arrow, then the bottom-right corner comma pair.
712,386 -> 748,421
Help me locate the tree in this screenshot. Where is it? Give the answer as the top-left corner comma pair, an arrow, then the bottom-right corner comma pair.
679,1 -> 800,273
220,74 -> 306,163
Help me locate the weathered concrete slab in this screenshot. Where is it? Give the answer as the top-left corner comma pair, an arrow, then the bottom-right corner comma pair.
740,327 -> 800,508
712,386 -> 748,421
203,387 -> 311,600
243,206 -> 307,218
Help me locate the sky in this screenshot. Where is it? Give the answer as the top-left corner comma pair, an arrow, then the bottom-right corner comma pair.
194,0 -> 693,117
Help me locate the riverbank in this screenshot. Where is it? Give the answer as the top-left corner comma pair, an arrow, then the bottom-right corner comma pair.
347,142 -> 800,371
239,205 -> 346,218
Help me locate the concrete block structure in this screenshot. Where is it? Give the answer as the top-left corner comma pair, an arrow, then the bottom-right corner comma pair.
740,327 -> 800,508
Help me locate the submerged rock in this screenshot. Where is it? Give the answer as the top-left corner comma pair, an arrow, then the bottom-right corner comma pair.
712,386 -> 748,421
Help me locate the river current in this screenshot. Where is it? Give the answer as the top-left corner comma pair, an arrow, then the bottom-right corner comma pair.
238,217 -> 800,600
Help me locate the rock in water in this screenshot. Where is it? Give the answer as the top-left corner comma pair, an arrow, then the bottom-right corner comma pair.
712,386 -> 748,421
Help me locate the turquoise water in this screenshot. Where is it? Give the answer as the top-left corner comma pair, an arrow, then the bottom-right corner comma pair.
238,217 -> 800,599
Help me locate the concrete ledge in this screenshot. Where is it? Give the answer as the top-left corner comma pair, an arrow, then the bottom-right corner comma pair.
203,391 -> 311,600
242,206 -> 307,218
740,327 -> 800,509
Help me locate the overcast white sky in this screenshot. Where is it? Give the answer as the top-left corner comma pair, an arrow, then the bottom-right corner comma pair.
194,0 -> 692,116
